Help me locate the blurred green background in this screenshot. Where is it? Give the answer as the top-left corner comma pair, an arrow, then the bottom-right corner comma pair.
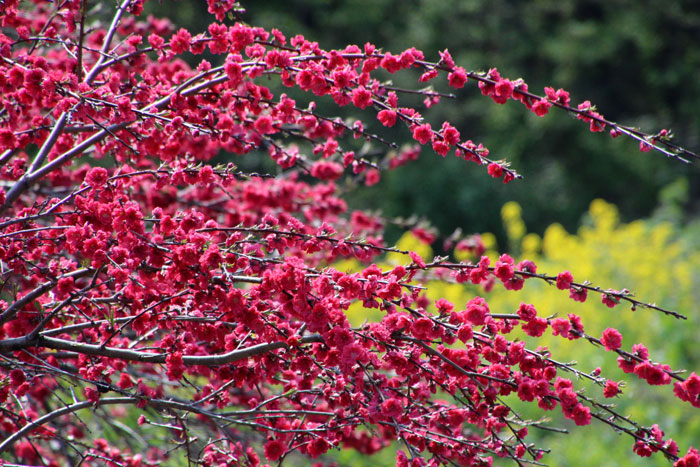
142,1 -> 700,465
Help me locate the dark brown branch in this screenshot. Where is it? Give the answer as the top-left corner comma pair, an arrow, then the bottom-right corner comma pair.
0,334 -> 323,366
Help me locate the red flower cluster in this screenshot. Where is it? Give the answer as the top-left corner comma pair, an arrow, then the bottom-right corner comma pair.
0,1 -> 695,466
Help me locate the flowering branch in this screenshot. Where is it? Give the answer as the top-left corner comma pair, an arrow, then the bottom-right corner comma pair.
0,1 -> 696,466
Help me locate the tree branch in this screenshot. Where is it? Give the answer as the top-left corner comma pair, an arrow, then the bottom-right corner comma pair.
0,268 -> 94,327
0,334 -> 323,366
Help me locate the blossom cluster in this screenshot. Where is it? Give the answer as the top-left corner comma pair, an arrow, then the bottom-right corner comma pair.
0,0 -> 697,466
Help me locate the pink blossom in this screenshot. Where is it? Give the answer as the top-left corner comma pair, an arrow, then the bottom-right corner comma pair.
412,123 -> 433,145
532,98 -> 551,117
365,168 -> 381,186
448,67 -> 468,88
487,163 -> 503,178
550,318 -> 571,338
85,167 -> 109,187
601,328 -> 623,351
352,86 -> 373,109
517,303 -> 537,321
603,380 -> 620,398
378,109 -> 397,127
264,439 -> 285,461
556,270 -> 574,290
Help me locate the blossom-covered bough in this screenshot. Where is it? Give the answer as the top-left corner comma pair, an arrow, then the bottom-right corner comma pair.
0,0 -> 698,465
